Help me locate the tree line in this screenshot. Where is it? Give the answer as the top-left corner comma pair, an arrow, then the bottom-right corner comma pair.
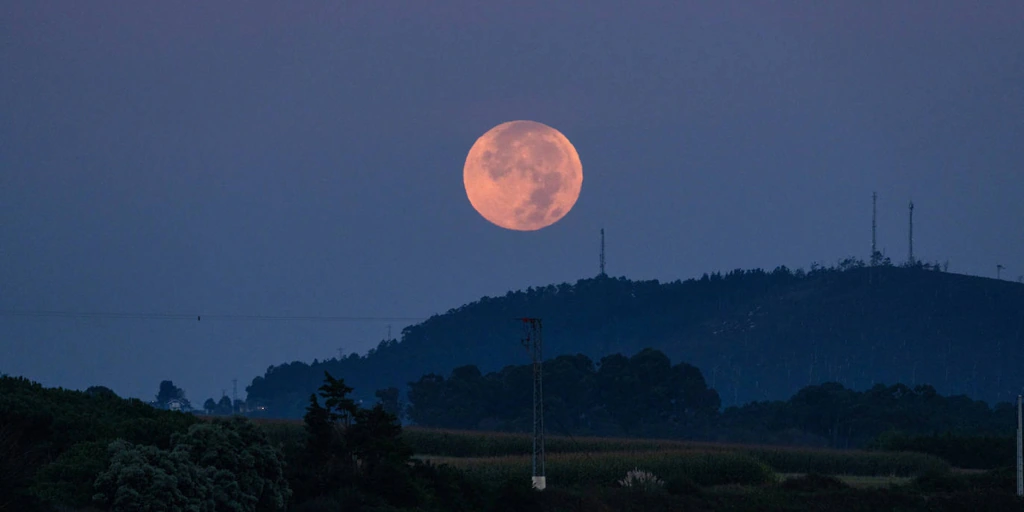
405,348 -> 720,439
400,348 -> 1019,450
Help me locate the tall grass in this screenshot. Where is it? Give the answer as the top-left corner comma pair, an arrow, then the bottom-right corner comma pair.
422,450 -> 777,488
254,422 -> 951,478
401,427 -> 705,457
402,428 -> 950,477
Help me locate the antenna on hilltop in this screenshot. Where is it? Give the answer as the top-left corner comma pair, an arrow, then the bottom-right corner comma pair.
599,228 -> 606,277
519,318 -> 546,490
997,264 -> 1004,280
908,200 -> 915,265
871,192 -> 878,266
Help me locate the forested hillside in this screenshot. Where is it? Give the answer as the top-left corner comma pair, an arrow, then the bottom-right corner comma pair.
245,262 -> 1024,419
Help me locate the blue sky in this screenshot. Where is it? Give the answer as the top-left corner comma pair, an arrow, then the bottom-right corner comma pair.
2,1 -> 1022,402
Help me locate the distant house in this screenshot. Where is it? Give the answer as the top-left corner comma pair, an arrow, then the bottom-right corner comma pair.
164,398 -> 191,412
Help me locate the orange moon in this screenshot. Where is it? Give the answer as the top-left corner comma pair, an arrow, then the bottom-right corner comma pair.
463,120 -> 583,231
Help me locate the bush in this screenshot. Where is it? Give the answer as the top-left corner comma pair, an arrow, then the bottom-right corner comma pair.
872,432 -> 1014,470
964,466 -> 1018,491
747,447 -> 950,477
617,468 -> 665,493
910,471 -> 967,493
289,494 -> 346,512
410,461 -> 487,512
31,441 -> 111,508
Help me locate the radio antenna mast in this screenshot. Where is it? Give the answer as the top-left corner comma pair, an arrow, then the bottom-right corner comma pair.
519,318 -> 545,490
871,192 -> 878,266
599,228 -> 606,277
908,200 -> 915,265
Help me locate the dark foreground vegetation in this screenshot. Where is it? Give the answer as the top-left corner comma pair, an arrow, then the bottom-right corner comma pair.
4,374 -> 1023,512
245,262 -> 1024,416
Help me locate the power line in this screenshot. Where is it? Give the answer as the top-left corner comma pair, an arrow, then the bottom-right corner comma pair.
0,310 -> 427,322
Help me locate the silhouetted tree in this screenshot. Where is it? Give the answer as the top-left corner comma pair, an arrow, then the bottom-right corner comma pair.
85,386 -> 118,400
347,404 -> 411,475
318,371 -> 357,427
374,387 -> 401,419
155,380 -> 186,409
216,395 -> 233,415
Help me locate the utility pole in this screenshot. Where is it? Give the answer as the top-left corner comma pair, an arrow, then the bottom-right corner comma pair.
599,228 -> 606,277
519,318 -> 545,490
1017,394 -> 1022,498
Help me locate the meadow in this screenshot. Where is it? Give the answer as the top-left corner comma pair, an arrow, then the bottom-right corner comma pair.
255,419 -> 952,489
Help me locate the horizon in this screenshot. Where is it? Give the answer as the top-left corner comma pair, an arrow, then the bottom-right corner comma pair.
4,260 -> 1019,405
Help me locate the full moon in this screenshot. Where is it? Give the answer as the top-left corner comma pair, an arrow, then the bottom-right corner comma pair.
463,120 -> 583,231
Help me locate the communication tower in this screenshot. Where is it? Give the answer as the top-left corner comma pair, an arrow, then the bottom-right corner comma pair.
1017,395 -> 1022,497
519,318 -> 545,490
871,192 -> 878,266
908,201 -> 915,265
599,228 -> 606,277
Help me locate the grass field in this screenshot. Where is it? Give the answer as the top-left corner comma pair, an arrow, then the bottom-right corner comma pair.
417,450 -> 778,487
778,473 -> 913,488
252,418 -> 952,488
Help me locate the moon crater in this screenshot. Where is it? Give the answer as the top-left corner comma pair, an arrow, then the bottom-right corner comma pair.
463,120 -> 583,231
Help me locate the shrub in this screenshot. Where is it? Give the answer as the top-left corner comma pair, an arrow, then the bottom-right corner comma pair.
617,468 -> 665,493
747,447 -> 950,477
871,432 -> 1015,470
911,471 -> 967,493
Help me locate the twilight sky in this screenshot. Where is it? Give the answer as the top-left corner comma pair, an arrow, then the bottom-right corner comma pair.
2,1 -> 1022,403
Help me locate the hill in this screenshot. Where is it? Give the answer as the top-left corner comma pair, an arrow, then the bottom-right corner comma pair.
244,262 -> 1024,418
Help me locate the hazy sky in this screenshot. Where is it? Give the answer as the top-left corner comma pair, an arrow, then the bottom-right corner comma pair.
3,1 -> 1022,402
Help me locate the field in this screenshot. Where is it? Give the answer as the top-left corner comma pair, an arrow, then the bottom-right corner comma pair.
254,419 -> 952,489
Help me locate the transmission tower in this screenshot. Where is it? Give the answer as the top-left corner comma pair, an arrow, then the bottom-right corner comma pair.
1017,395 -> 1022,497
908,201 -> 915,265
519,318 -> 545,490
